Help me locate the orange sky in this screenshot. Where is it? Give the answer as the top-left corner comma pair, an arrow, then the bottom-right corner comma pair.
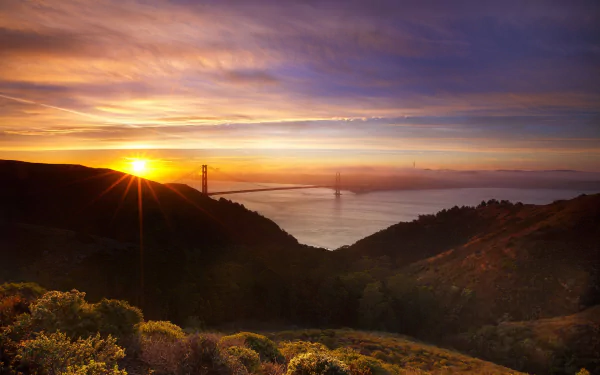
1,1 -> 599,179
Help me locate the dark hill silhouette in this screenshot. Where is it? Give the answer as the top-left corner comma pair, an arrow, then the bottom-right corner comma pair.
0,160 -> 298,249
0,160 -> 320,320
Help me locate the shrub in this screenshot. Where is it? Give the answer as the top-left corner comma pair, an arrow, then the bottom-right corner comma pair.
332,348 -> 399,375
286,352 -> 350,375
0,283 -> 45,327
26,290 -> 95,339
279,341 -> 329,361
140,333 -> 248,375
0,295 -> 29,327
226,346 -> 260,372
262,362 -> 286,375
221,332 -> 283,363
93,298 -> 143,339
13,331 -> 125,375
182,334 -> 245,375
0,282 -> 46,301
138,320 -> 186,341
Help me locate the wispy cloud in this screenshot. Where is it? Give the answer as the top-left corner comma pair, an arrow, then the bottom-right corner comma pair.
0,0 -> 599,170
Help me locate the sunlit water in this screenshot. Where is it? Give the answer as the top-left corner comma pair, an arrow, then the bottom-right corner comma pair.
184,180 -> 597,249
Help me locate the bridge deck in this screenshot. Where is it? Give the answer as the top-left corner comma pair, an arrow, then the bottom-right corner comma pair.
207,185 -> 331,196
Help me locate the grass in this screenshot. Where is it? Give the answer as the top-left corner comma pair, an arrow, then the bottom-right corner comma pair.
268,329 -> 526,374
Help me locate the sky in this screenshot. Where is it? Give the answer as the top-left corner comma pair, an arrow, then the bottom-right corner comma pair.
0,0 -> 599,180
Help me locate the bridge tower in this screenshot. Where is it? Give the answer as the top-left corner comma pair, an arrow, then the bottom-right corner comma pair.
201,165 -> 208,195
334,172 -> 341,196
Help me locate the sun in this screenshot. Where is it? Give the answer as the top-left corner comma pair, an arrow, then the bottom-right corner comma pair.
131,159 -> 147,175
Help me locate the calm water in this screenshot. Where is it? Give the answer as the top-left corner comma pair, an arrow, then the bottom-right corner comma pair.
187,180 -> 597,249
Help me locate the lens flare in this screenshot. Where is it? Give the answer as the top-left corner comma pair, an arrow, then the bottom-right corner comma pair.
131,159 -> 147,174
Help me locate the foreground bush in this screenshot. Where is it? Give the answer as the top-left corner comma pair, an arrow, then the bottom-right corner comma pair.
13,290 -> 142,344
0,282 -> 47,327
220,332 -> 283,363
226,346 -> 260,372
286,352 -> 350,375
138,320 -> 186,341
279,341 -> 329,362
332,348 -> 400,375
13,331 -> 126,375
140,333 -> 247,375
0,282 -> 46,301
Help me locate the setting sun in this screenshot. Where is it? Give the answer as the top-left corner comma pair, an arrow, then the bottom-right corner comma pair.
131,159 -> 147,175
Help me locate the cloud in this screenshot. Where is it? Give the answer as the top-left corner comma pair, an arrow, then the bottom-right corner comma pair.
0,0 -> 598,169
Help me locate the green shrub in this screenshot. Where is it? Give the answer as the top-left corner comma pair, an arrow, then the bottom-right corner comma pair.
332,348 -> 399,375
279,341 -> 329,361
0,295 -> 29,327
226,346 -> 261,372
286,352 -> 350,375
0,282 -> 46,301
138,320 -> 186,341
26,290 -> 96,339
13,331 -> 125,375
9,290 -> 142,347
221,332 -> 283,363
93,298 -> 143,338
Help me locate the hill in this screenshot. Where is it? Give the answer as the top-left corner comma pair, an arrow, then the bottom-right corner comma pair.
453,306 -> 600,374
0,160 -> 328,322
340,195 -> 600,327
0,160 -> 298,249
1,160 -> 599,374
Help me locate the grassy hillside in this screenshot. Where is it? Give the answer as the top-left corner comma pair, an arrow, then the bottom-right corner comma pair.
452,306 -> 600,374
269,329 -> 523,374
0,284 -> 525,375
339,195 -> 600,328
406,195 -> 600,326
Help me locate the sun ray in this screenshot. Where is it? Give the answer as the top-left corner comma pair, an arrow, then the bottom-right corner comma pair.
163,184 -> 231,232
144,179 -> 173,230
137,177 -> 145,308
79,174 -> 130,211
111,175 -> 136,222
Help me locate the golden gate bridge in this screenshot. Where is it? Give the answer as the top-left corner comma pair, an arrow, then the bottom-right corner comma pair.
175,165 -> 342,196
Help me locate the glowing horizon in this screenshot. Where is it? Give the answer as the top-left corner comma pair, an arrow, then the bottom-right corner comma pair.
0,1 -> 599,174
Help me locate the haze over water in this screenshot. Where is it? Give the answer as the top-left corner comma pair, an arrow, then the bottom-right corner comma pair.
192,181 -> 597,249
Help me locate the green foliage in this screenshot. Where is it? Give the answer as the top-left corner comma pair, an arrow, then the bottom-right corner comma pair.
19,290 -> 143,343
286,352 -> 350,375
0,282 -> 46,301
271,329 -> 521,375
93,298 -> 143,338
279,341 -> 329,361
332,348 -> 400,375
13,331 -> 125,375
0,282 -> 47,328
26,290 -> 95,339
226,346 -> 260,372
138,320 -> 186,341
358,282 -> 388,329
0,295 -> 29,327
221,332 -> 284,363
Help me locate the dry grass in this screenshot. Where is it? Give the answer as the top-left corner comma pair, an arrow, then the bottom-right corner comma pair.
268,329 -> 525,374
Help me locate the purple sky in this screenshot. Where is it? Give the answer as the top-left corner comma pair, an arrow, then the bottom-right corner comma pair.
0,0 -> 599,175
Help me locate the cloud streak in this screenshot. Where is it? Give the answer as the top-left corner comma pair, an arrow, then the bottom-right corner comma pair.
0,0 -> 599,171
